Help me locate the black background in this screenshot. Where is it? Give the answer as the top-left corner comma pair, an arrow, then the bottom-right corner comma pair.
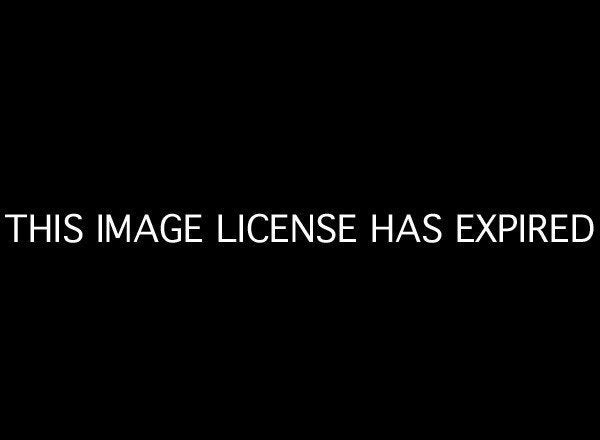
1,6 -> 597,434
